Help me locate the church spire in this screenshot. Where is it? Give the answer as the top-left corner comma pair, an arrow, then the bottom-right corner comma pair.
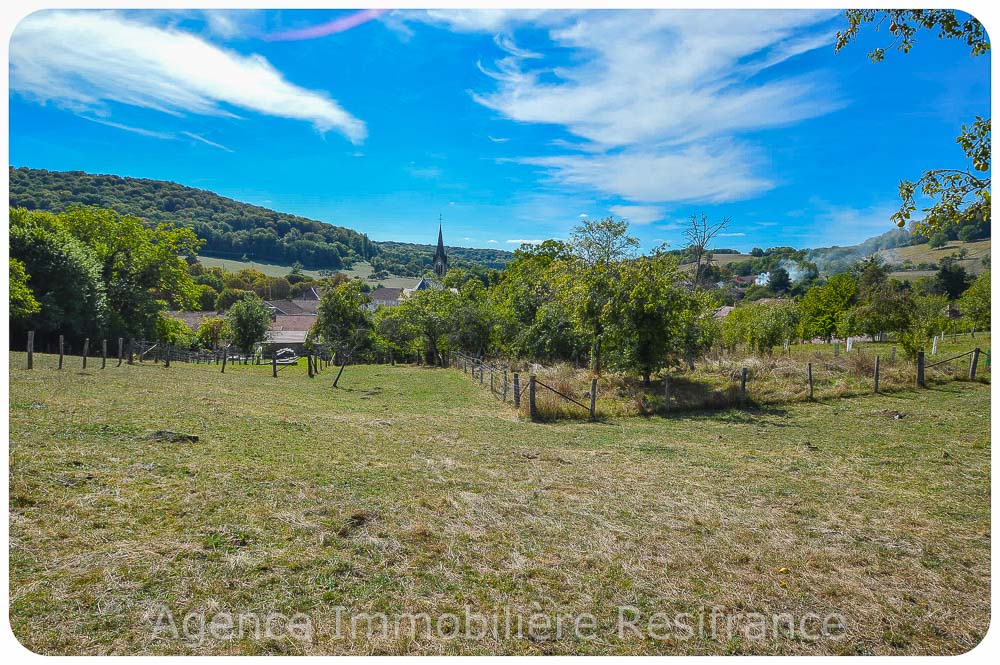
433,216 -> 448,278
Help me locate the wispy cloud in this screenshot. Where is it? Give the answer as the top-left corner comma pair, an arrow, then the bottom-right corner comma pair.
608,204 -> 665,225
11,11 -> 367,143
181,131 -> 234,152
81,115 -> 174,139
487,135 -> 510,143
487,239 -> 498,243
463,10 -> 839,207
718,232 -> 747,237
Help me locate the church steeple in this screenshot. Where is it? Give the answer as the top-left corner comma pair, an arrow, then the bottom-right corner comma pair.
432,217 -> 448,278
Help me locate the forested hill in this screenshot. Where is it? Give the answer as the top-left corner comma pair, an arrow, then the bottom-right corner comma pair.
8,167 -> 512,275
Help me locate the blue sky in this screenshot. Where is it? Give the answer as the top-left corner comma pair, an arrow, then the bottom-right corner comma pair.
8,8 -> 991,253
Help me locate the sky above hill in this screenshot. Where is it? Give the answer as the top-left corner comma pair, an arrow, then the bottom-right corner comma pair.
8,8 -> 991,252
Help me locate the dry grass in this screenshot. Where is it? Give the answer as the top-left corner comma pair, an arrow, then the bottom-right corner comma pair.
494,336 -> 991,420
9,351 -> 991,655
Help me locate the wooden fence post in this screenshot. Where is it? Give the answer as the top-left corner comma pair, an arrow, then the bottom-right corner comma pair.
528,375 -> 537,421
807,362 -> 813,400
58,334 -> 64,370
479,365 -> 484,385
969,347 -> 981,380
117,338 -> 123,367
102,339 -> 107,369
513,373 -> 520,408
308,354 -> 314,378
740,367 -> 748,405
26,331 -> 34,369
589,378 -> 597,421
221,348 -> 228,374
272,352 -> 278,378
874,355 -> 880,394
82,338 -> 89,369
164,343 -> 170,368
916,351 -> 925,388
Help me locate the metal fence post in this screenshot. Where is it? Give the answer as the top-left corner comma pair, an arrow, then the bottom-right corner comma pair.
513,373 -> 520,409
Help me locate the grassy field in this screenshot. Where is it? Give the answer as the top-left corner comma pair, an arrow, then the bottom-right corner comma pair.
8,352 -> 990,655
879,238 -> 990,280
197,256 -> 417,289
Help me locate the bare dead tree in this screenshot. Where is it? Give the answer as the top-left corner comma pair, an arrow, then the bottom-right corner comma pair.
684,213 -> 731,285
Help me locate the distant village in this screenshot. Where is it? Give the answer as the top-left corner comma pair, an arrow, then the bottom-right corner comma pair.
167,224 -> 455,352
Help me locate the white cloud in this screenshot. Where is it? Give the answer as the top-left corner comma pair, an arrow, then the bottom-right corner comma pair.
718,232 -> 747,237
578,213 -> 588,219
466,10 -> 838,206
522,142 -> 772,203
487,239 -> 498,243
608,204 -> 664,225
10,11 -> 367,143
462,236 -> 474,241
487,135 -> 510,143
506,238 -> 546,245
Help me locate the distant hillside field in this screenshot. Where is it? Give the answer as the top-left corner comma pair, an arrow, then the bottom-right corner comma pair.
196,256 -> 420,289
878,238 -> 990,277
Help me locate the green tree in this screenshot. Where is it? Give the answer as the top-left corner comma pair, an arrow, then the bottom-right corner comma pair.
373,306 -> 418,359
396,288 -> 458,365
928,232 -> 948,249
311,280 -> 372,361
9,208 -> 108,339
9,258 -> 40,321
898,294 -> 949,359
722,301 -> 800,355
215,288 -> 252,311
933,258 -> 969,300
155,314 -> 195,348
560,217 -> 639,373
606,254 -> 710,384
49,206 -> 203,339
798,274 -> 858,341
226,293 -> 271,357
959,271 -> 990,332
836,10 -> 990,234
196,316 -> 231,350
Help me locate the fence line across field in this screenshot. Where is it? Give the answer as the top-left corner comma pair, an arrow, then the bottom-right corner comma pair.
17,331 -> 990,421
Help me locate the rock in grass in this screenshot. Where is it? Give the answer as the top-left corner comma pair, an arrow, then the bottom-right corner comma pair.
148,430 -> 199,443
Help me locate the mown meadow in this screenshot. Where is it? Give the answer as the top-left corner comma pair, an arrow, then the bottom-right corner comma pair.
8,352 -> 990,655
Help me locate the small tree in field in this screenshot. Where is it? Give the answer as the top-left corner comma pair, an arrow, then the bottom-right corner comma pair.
959,271 -> 990,333
312,280 -> 372,371
227,293 -> 271,360
196,316 -> 230,350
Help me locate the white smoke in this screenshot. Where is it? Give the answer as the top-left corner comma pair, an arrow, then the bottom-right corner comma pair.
778,259 -> 807,283
754,272 -> 770,286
